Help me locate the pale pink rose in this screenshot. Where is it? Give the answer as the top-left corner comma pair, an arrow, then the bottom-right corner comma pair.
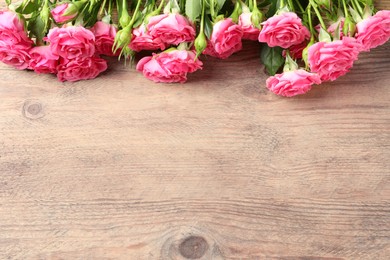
57,56 -> 107,82
0,45 -> 30,70
259,12 -> 310,48
129,24 -> 166,52
0,11 -> 33,48
51,3 -> 77,23
239,13 -> 261,41
266,70 -> 321,97
308,37 -> 361,81
90,21 -> 119,56
147,14 -> 195,45
356,10 -> 390,52
46,26 -> 95,59
282,40 -> 308,59
203,18 -> 243,59
29,46 -> 59,74
136,50 -> 202,83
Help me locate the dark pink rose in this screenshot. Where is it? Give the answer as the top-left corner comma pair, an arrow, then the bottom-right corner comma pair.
259,12 -> 310,48
136,50 -> 202,83
203,18 -> 243,59
90,21 -> 119,56
29,46 -> 59,74
266,70 -> 321,97
130,24 -> 167,52
0,45 -> 30,70
51,3 -> 77,23
282,40 -> 308,59
57,56 -> 107,82
356,10 -> 390,52
46,26 -> 95,59
239,13 -> 261,41
0,11 -> 33,48
147,14 -> 195,45
308,37 -> 361,81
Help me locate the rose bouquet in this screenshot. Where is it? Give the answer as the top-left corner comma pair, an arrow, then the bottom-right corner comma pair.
0,0 -> 389,97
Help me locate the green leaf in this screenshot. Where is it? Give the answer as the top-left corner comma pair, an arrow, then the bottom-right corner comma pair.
15,0 -> 39,14
216,0 -> 226,12
185,0 -> 202,22
204,14 -> 213,39
260,44 -> 284,76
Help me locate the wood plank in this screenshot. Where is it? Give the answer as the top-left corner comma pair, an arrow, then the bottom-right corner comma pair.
0,1 -> 390,260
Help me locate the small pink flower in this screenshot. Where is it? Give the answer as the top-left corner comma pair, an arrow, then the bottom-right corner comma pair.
29,46 -> 59,74
90,21 -> 119,56
308,37 -> 361,81
203,18 -> 243,59
57,56 -> 108,82
282,41 -> 308,59
129,24 -> 166,52
136,50 -> 202,83
259,12 -> 310,48
328,18 -> 345,37
0,45 -> 30,70
355,10 -> 390,52
0,11 -> 33,48
147,14 -> 195,46
238,13 -> 261,41
46,26 -> 95,59
51,3 -> 77,24
266,70 -> 321,97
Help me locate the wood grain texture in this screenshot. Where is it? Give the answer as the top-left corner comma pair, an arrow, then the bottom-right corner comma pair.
0,1 -> 390,260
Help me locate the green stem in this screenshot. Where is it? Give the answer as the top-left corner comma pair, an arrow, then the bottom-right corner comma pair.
341,0 -> 350,17
279,0 -> 285,8
210,0 -> 216,20
200,0 -> 206,32
352,0 -> 364,16
287,0 -> 295,11
294,0 -> 305,13
311,1 -> 327,29
129,0 -> 142,26
307,3 -> 315,35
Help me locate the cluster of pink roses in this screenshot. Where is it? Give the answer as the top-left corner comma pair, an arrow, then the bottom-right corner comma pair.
262,9 -> 390,97
0,10 -> 112,82
0,0 -> 390,98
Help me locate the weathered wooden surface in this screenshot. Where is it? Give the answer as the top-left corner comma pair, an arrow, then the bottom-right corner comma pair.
1,1 -> 390,260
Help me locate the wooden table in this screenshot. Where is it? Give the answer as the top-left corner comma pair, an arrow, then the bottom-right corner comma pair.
1,2 -> 389,259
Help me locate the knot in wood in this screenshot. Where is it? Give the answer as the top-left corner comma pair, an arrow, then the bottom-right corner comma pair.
23,100 -> 45,120
179,236 -> 208,259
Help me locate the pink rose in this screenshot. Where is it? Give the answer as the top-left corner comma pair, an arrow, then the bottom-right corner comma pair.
0,11 -> 33,48
29,46 -> 59,74
0,46 -> 30,70
46,26 -> 95,59
328,19 -> 345,37
282,41 -> 308,59
51,3 -> 77,24
147,14 -> 195,45
156,50 -> 203,74
203,18 -> 243,59
259,12 -> 310,48
136,50 -> 202,83
130,24 -> 167,52
57,56 -> 108,82
356,10 -> 390,52
308,37 -> 361,81
266,70 -> 321,97
90,21 -> 119,56
239,13 -> 261,41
